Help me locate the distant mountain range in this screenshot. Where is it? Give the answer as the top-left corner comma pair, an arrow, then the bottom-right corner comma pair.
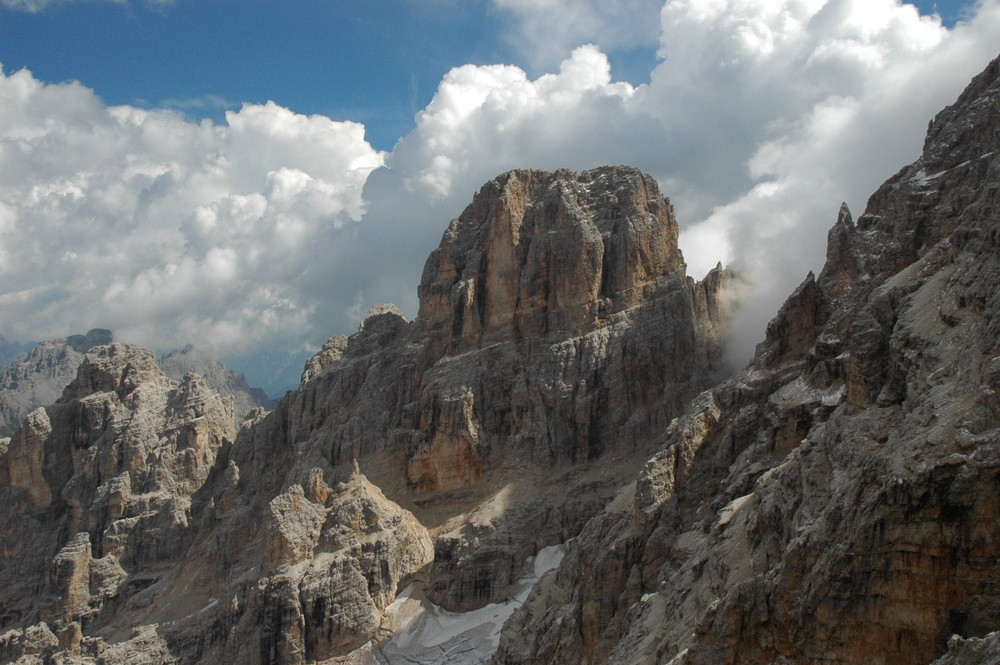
0,329 -> 272,437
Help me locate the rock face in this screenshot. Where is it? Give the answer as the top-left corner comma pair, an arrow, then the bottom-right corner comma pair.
494,55 -> 1000,665
0,332 -> 271,439
0,329 -> 112,437
251,166 -> 733,616
0,335 -> 34,374
159,344 -> 274,425
418,168 -> 685,351
0,343 -> 235,660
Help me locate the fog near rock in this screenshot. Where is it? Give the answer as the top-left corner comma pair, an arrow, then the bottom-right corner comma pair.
1,0 -> 998,363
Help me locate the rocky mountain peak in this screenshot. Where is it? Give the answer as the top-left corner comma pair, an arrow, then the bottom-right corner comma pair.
159,344 -> 274,424
418,166 -> 686,353
58,343 -> 161,402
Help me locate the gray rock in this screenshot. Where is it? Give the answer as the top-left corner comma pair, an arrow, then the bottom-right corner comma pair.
494,54 -> 1000,665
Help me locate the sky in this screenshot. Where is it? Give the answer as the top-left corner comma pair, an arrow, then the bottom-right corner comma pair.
0,0 -> 998,390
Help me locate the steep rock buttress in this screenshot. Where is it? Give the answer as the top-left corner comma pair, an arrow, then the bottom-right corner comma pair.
495,54 -> 1000,665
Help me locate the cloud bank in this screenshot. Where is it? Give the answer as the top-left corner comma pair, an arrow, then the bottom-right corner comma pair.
0,69 -> 382,353
1,0 -> 998,368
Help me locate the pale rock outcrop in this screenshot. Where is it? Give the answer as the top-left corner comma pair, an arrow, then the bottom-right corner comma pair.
931,633 -> 1000,665
299,336 -> 348,385
495,54 -> 1000,665
0,329 -> 111,437
214,468 -> 434,665
159,345 -> 274,425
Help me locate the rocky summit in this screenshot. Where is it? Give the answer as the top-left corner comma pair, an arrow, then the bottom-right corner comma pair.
0,56 -> 998,665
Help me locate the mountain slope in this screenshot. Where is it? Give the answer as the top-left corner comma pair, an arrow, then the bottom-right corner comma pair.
159,345 -> 274,422
495,53 -> 1000,665
0,329 -> 112,437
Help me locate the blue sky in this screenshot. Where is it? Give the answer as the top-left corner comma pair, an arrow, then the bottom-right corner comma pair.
2,0 -> 662,151
0,0 -> 997,393
1,0 -> 974,150
1,1 -> 514,150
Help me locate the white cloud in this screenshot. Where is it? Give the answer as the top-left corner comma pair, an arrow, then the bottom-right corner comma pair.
662,0 -> 1000,363
1,0 -> 998,375
0,65 -> 383,355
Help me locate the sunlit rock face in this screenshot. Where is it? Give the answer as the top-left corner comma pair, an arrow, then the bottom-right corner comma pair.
417,166 -> 686,352
495,55 -> 1000,665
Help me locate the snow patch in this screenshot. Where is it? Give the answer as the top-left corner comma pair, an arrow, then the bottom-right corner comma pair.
371,545 -> 565,664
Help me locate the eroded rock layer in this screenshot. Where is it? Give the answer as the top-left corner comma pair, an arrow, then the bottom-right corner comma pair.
0,329 -> 112,437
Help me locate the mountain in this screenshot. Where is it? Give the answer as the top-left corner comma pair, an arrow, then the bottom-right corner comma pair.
0,336 -> 35,374
0,329 -> 112,437
0,165 -> 733,664
0,54 -> 998,665
0,332 -> 272,439
495,54 -> 1000,665
159,345 -> 275,423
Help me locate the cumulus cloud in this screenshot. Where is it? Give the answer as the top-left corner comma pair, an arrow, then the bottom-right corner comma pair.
353,0 -> 1000,364
1,0 -> 998,375
661,0 -> 1000,363
0,66 -> 382,355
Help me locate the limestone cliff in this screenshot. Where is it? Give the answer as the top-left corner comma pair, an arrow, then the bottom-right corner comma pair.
0,332 -> 271,438
494,54 -> 1000,665
0,343 -> 235,660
